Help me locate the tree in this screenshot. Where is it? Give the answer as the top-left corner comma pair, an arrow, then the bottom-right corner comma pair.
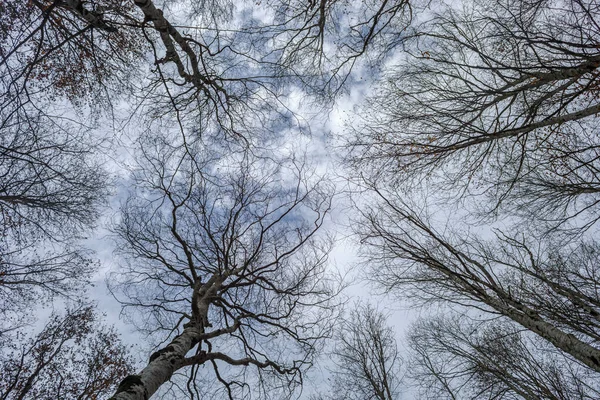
0,109 -> 108,332
408,315 -> 600,400
344,0 -> 600,397
1,4 -> 136,396
106,131 -> 337,400
120,0 -> 412,136
0,306 -> 133,400
353,183 -> 600,398
357,190 -> 600,373
2,0 -> 415,141
324,303 -> 402,400
347,0 -> 600,234
0,0 -> 117,330
0,0 -> 417,398
0,0 -> 142,108
262,0 -> 413,97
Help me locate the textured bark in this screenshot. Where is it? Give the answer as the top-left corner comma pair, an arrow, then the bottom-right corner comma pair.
132,0 -> 220,93
109,325 -> 201,400
430,249 -> 600,373
109,274 -> 225,400
489,296 -> 600,373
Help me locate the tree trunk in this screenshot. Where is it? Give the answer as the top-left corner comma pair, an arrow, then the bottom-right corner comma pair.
435,251 -> 600,372
109,325 -> 201,400
489,296 -> 600,373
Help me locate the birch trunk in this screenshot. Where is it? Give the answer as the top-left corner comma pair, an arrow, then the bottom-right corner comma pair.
432,248 -> 600,372
436,259 -> 600,372
489,296 -> 600,373
108,325 -> 201,400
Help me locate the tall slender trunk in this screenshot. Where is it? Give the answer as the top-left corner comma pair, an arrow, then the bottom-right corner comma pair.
109,324 -> 201,400
436,257 -> 600,372
488,296 -> 600,372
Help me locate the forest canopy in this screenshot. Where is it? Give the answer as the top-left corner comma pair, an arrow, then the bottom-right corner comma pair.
1,0 -> 599,399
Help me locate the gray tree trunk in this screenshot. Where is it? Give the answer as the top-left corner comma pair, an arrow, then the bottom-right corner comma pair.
109,325 -> 201,400
489,296 -> 600,373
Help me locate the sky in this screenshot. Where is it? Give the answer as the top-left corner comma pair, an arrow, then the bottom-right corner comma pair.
1,0 -> 522,398
73,44 -> 418,398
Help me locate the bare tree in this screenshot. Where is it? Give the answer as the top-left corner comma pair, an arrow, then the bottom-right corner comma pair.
0,1 -> 417,398
0,111 -> 108,330
0,116 -> 106,229
1,0 -> 415,141
262,0 -> 413,97
408,315 -> 600,400
342,0 -> 600,398
347,0 -> 600,233
0,7 -> 131,396
0,305 -> 133,400
106,131 -> 337,400
356,185 -> 600,373
122,0 -> 414,137
0,1 -> 122,328
323,302 -> 402,400
0,0 -> 142,107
